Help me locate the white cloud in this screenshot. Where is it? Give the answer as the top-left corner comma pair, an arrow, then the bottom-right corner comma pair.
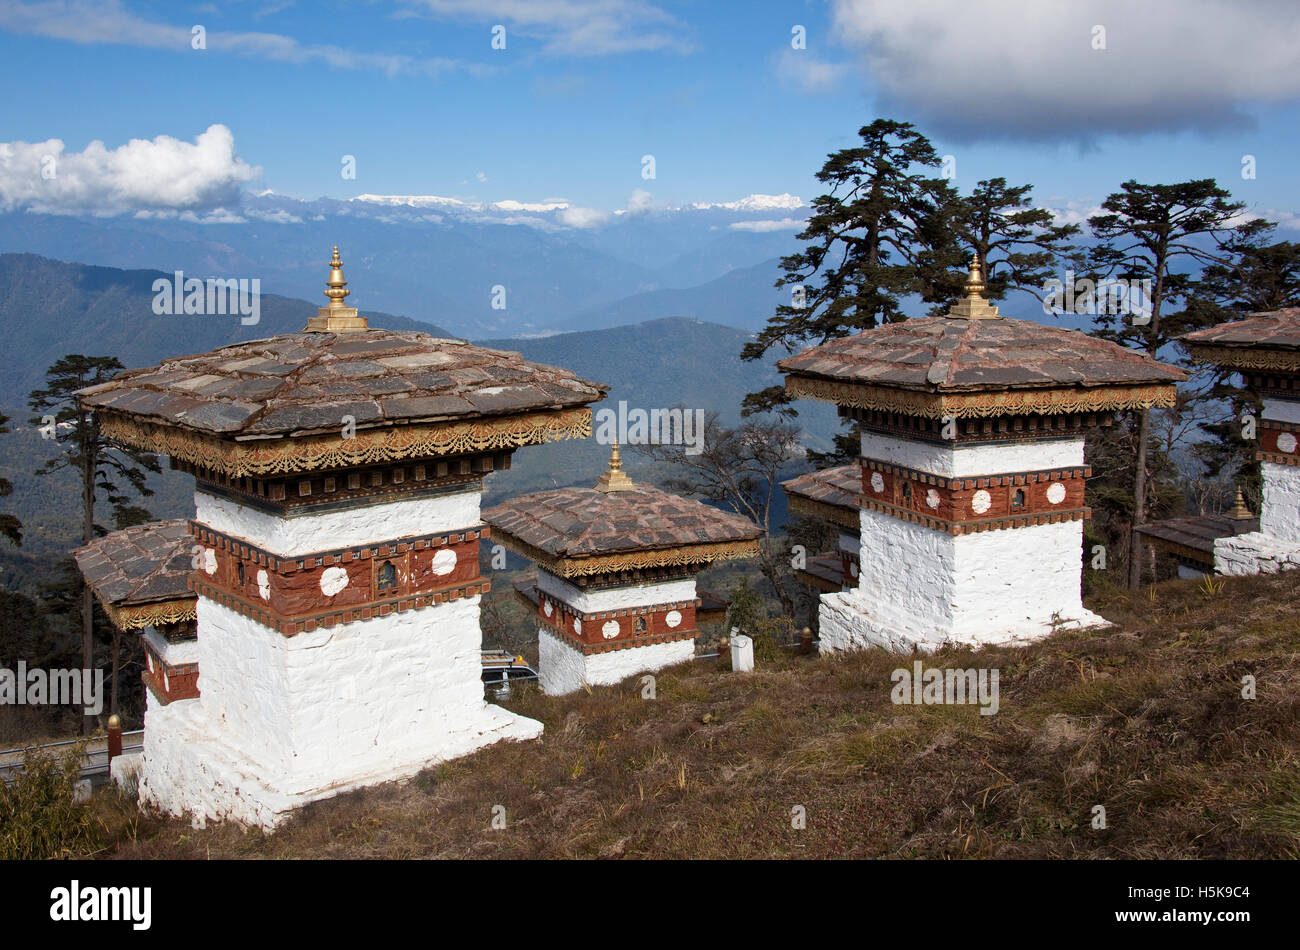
402,0 -> 691,56
625,188 -> 655,213
728,218 -> 806,233
493,199 -> 569,212
0,124 -> 259,215
831,0 -> 1300,141
476,171 -> 487,182
776,48 -> 851,93
1040,200 -> 1103,229
246,207 -> 303,224
0,0 -> 479,79
557,206 -> 609,228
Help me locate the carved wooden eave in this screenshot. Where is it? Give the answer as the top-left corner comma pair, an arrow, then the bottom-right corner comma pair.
786,494 -> 861,531
101,597 -> 197,631
784,375 -> 1178,419
96,405 -> 593,478
1181,343 -> 1300,375
490,530 -> 760,580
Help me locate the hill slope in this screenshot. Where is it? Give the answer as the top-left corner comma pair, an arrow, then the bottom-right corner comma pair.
0,253 -> 450,409
92,569 -> 1300,859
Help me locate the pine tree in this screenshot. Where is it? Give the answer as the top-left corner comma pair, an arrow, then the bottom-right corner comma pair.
28,355 -> 160,730
1085,180 -> 1269,588
0,412 -> 20,547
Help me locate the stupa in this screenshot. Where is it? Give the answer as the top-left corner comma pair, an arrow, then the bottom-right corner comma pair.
782,463 -> 862,593
76,247 -> 607,829
483,445 -> 760,694
73,520 -> 198,705
1181,308 -> 1300,574
777,255 -> 1186,653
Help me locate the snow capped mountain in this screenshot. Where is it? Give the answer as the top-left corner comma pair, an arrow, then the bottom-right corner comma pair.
688,193 -> 805,212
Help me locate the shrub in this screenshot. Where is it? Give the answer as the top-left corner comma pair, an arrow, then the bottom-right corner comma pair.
0,741 -> 100,859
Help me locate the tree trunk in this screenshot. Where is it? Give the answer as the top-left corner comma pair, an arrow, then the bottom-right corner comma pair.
1127,407 -> 1151,590
81,420 -> 96,735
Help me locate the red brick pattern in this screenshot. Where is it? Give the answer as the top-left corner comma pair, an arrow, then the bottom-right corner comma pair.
1259,422 -> 1300,467
186,523 -> 489,636
141,638 -> 199,706
859,460 -> 1090,534
537,593 -> 698,655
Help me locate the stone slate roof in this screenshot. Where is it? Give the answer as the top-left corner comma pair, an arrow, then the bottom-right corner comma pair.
76,330 -> 608,439
73,520 -> 195,607
1181,308 -> 1300,350
781,464 -> 860,514
777,317 -> 1186,393
1136,514 -> 1259,558
484,486 -> 761,560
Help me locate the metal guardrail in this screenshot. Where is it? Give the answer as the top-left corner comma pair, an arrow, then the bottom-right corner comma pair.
0,730 -> 144,784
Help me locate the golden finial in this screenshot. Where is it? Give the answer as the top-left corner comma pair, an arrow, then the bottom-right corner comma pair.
304,245 -> 369,333
946,250 -> 1002,320
594,442 -> 636,492
1227,487 -> 1253,520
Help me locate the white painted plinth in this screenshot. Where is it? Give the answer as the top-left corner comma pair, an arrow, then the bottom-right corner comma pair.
538,629 -> 695,695
820,433 -> 1109,654
135,595 -> 541,830
1213,461 -> 1300,576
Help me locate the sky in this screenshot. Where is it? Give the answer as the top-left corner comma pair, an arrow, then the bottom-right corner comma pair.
1,0 -> 1299,228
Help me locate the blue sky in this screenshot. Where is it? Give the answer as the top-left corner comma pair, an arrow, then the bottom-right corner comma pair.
2,0 -> 1299,227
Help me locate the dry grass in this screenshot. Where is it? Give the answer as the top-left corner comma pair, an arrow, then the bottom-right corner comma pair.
89,569 -> 1300,859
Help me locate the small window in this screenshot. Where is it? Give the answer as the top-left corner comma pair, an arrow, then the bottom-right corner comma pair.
1011,488 -> 1026,510
377,560 -> 398,593
902,481 -> 913,504
236,562 -> 245,585
635,616 -> 647,636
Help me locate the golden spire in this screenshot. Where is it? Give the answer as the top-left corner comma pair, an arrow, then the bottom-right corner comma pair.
1227,487 -> 1253,520
946,250 -> 1002,320
594,442 -> 636,492
304,245 -> 369,333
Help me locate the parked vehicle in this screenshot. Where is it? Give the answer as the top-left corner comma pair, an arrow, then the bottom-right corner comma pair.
481,650 -> 539,694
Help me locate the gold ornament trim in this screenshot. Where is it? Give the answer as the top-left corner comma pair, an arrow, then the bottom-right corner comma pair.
102,597 -> 198,631
1183,343 -> 1300,374
97,406 -> 592,477
785,375 -> 1178,419
787,494 -> 860,531
492,531 -> 759,578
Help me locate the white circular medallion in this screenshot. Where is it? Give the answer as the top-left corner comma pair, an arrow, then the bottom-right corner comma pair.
573,617 -> 582,635
203,548 -> 218,575
971,489 -> 992,515
1046,482 -> 1067,505
602,620 -> 620,640
849,561 -> 859,578
665,610 -> 682,628
543,599 -> 553,617
1278,432 -> 1298,454
257,568 -> 271,601
320,565 -> 349,596
870,472 -> 885,493
431,548 -> 457,576
926,488 -> 940,509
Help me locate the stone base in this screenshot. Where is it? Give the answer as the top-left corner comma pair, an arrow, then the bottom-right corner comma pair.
1214,531 -> 1300,576
134,698 -> 542,832
538,629 -> 695,695
817,590 -> 1110,655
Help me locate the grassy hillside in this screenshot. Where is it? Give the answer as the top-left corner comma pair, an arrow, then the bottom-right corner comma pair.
89,569 -> 1300,858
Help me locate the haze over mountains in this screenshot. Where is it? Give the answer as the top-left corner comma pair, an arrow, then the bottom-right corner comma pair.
0,191 -> 810,338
